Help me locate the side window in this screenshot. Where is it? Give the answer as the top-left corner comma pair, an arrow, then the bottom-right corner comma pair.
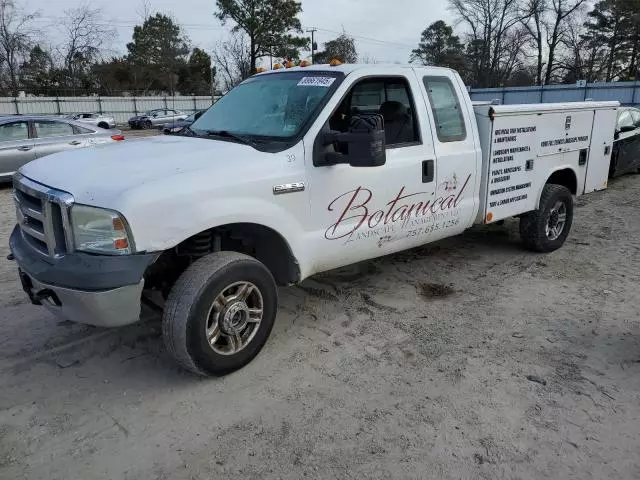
0,121 -> 29,141
74,125 -> 95,134
423,76 -> 467,142
631,110 -> 640,126
332,77 -> 420,147
34,121 -> 75,138
618,111 -> 633,129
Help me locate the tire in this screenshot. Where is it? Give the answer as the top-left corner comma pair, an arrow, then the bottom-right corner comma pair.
608,152 -> 618,178
143,120 -> 153,129
519,184 -> 574,253
162,252 -> 278,376
97,122 -> 109,129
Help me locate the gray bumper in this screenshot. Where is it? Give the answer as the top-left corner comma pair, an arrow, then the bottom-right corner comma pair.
22,272 -> 144,328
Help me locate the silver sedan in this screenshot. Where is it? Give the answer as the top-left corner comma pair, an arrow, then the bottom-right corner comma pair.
66,112 -> 117,129
0,115 -> 125,182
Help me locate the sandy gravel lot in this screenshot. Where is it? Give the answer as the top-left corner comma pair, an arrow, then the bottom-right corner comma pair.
0,173 -> 639,480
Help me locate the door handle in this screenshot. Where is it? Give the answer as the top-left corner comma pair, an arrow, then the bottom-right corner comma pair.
69,140 -> 82,146
422,159 -> 434,183
17,146 -> 32,151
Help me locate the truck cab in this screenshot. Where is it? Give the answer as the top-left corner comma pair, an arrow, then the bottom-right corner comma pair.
9,64 -> 617,376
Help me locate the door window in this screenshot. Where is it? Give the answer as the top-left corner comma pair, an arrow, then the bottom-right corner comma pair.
34,121 -> 75,138
631,109 -> 640,126
0,121 -> 29,141
423,76 -> 467,142
333,77 -> 420,147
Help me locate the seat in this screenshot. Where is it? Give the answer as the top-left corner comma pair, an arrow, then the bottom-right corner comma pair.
379,101 -> 415,145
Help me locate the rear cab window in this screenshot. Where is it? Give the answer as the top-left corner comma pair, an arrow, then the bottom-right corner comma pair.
423,76 -> 467,142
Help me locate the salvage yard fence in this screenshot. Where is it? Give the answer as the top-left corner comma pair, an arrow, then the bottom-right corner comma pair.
470,81 -> 640,106
0,95 -> 219,126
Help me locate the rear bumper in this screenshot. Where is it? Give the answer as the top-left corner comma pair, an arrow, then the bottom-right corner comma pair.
9,225 -> 158,328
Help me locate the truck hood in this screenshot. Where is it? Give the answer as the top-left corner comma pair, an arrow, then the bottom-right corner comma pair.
19,135 -> 264,206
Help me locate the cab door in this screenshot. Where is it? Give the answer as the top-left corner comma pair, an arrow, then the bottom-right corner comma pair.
416,71 -> 480,232
303,67 -> 438,275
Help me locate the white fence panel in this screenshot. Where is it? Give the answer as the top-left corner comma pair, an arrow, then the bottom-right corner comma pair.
0,95 -> 217,126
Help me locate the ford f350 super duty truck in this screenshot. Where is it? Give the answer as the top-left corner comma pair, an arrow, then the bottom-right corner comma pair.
8,64 -> 619,376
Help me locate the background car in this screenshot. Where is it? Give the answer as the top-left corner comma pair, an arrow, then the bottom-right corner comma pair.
163,110 -> 206,134
610,106 -> 640,177
128,109 -> 187,129
66,112 -> 116,129
0,115 -> 125,182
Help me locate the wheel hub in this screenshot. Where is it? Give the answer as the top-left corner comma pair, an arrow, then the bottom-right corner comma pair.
220,301 -> 249,335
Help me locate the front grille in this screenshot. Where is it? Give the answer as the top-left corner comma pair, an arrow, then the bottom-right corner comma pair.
13,174 -> 74,259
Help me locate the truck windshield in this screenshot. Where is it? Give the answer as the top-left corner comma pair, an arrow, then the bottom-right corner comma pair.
191,72 -> 343,140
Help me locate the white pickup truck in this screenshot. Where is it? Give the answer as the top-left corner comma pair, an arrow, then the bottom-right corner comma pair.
8,64 -> 619,376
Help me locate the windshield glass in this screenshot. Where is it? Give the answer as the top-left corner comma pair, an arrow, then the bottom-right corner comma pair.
191,71 -> 342,139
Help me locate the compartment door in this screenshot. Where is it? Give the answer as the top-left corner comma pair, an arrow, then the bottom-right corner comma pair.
584,108 -> 616,193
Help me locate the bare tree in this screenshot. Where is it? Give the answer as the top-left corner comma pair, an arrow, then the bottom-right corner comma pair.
449,0 -> 526,87
520,0 -> 547,85
0,0 -> 39,96
135,0 -> 152,22
544,0 -> 587,84
60,3 -> 115,88
359,53 -> 378,64
212,32 -> 251,92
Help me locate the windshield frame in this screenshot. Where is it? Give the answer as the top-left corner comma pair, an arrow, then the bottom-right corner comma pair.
189,70 -> 346,152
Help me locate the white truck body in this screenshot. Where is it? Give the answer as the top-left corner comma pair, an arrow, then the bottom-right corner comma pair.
8,63 -> 620,374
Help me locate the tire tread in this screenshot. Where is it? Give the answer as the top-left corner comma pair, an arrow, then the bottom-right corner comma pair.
162,251 -> 259,376
520,184 -> 573,253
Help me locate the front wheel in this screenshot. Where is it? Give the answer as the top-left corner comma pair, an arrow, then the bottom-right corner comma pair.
162,252 -> 278,376
143,120 -> 153,129
519,184 -> 574,253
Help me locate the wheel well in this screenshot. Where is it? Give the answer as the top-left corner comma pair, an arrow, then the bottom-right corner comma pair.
546,169 -> 577,194
144,223 -> 300,294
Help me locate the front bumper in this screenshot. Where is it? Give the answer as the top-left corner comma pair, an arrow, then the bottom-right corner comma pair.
19,271 -> 144,327
10,225 -> 158,328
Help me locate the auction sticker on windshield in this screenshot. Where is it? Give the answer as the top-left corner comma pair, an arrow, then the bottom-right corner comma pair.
297,77 -> 336,87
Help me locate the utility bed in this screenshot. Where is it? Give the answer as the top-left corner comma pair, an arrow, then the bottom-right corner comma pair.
474,101 -> 619,223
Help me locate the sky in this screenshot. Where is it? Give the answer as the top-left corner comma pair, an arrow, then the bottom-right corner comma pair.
26,0 -> 453,64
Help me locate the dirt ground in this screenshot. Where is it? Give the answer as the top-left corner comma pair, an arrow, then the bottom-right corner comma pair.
1,174 -> 639,480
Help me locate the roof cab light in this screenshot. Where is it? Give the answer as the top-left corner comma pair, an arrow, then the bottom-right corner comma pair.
329,58 -> 343,66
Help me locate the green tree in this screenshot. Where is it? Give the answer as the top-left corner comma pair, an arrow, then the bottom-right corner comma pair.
583,0 -> 640,81
179,48 -> 213,94
214,0 -> 307,72
410,21 -> 465,71
92,57 -> 133,95
126,13 -> 190,93
314,33 -> 358,64
20,45 -> 54,95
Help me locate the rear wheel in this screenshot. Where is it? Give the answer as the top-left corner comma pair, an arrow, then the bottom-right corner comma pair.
162,252 -> 278,376
519,184 -> 574,253
97,122 -> 109,129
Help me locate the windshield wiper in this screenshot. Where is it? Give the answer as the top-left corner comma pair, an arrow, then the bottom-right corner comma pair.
204,130 -> 257,148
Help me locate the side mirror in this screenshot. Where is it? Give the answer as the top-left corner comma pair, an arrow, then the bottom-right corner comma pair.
619,125 -> 637,133
319,114 -> 386,167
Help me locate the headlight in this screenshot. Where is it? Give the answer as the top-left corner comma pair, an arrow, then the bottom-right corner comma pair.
70,205 -> 134,255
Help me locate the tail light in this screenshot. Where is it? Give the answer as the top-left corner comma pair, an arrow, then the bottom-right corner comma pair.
111,134 -> 125,141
